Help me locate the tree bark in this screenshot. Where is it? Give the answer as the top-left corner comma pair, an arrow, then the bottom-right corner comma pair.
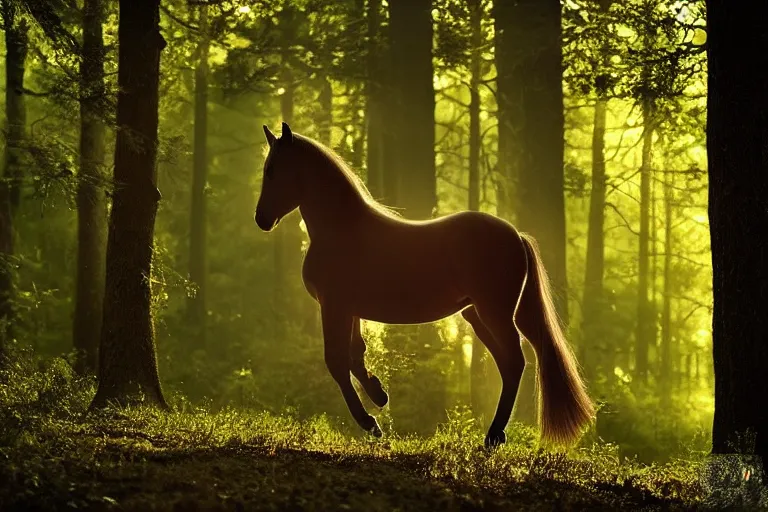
388,0 -> 435,219
580,97 -> 607,373
0,1 -> 28,351
502,0 -> 569,323
659,168 -> 673,405
91,0 -> 167,409
73,0 -> 107,375
468,0 -> 481,215
318,76 -> 332,146
492,0 -> 522,222
467,0 -> 489,420
708,0 -> 768,472
365,0 -> 385,199
187,6 -> 209,350
635,103 -> 654,386
580,0 -> 613,379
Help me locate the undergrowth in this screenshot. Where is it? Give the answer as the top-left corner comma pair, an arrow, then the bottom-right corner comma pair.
0,348 -> 761,511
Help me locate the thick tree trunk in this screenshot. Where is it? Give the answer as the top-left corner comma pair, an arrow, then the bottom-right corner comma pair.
708,0 -> 768,473
635,103 -> 654,386
73,0 -> 107,374
2,2 -> 26,215
503,0 -> 569,323
388,0 -> 435,219
492,0 -> 521,221
91,0 -> 167,409
580,98 -> 607,378
0,2 -> 28,351
187,6 -> 209,350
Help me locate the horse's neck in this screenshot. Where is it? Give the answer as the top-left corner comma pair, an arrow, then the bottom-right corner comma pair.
299,157 -> 368,239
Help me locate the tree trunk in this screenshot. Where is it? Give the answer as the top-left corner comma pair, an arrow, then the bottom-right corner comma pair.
365,0 -> 385,199
187,6 -> 210,350
580,98 -> 607,378
503,0 -> 569,323
467,0 -> 490,421
659,168 -> 673,405
318,76 -> 332,146
708,0 -> 768,473
2,1 -> 27,216
468,0 -> 481,215
492,0 -> 521,221
271,66 -> 295,322
388,0 -> 435,219
90,0 -> 167,409
635,103 -> 654,386
349,0 -> 365,171
73,0 -> 107,375
650,163 -> 658,368
0,2 -> 28,351
580,0 -> 613,379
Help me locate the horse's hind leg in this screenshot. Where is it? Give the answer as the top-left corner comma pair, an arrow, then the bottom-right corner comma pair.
321,304 -> 382,437
462,304 -> 525,449
350,318 -> 389,407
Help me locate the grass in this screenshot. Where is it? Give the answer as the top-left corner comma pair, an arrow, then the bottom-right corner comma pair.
0,351 -> 757,511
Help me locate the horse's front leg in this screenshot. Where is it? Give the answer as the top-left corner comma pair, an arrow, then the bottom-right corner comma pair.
321,304 -> 382,437
350,317 -> 389,408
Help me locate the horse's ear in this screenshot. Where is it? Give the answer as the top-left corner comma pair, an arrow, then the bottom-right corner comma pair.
281,122 -> 293,143
263,125 -> 276,147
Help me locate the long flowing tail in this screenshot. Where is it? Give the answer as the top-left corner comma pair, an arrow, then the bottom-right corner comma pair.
518,233 -> 595,446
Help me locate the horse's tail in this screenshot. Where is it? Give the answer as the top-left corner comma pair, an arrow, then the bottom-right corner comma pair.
518,233 -> 595,446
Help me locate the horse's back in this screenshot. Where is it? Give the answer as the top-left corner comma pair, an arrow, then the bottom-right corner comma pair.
303,208 -> 526,323
367,208 -> 526,287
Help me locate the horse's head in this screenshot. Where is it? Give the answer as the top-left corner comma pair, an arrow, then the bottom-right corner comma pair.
255,122 -> 303,231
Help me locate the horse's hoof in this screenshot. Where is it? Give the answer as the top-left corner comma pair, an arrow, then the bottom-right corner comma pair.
369,420 -> 383,438
484,430 -> 506,450
368,377 -> 389,408
360,415 -> 383,438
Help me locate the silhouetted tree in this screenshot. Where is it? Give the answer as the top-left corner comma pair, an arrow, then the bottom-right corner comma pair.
0,0 -> 28,352
467,0 -> 492,421
708,0 -> 768,473
91,0 -> 167,408
503,0 -> 570,322
388,0 -> 435,219
365,0 -> 385,199
73,0 -> 107,374
579,0 -> 614,380
187,5 -> 210,350
492,0 -> 519,221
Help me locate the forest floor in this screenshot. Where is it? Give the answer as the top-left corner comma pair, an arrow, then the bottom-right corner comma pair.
0,354 -> 758,511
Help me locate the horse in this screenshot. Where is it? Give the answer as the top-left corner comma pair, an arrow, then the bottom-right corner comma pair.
254,122 -> 595,449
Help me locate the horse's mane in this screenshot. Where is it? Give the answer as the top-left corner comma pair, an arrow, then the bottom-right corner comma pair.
296,134 -> 402,219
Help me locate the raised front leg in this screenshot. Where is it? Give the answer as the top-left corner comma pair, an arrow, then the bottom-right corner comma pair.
350,317 -> 389,408
321,304 -> 382,437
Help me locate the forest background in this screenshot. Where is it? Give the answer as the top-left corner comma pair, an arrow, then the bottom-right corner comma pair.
0,0 -> 709,468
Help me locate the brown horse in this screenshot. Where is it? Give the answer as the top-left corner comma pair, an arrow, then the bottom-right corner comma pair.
255,122 -> 594,449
